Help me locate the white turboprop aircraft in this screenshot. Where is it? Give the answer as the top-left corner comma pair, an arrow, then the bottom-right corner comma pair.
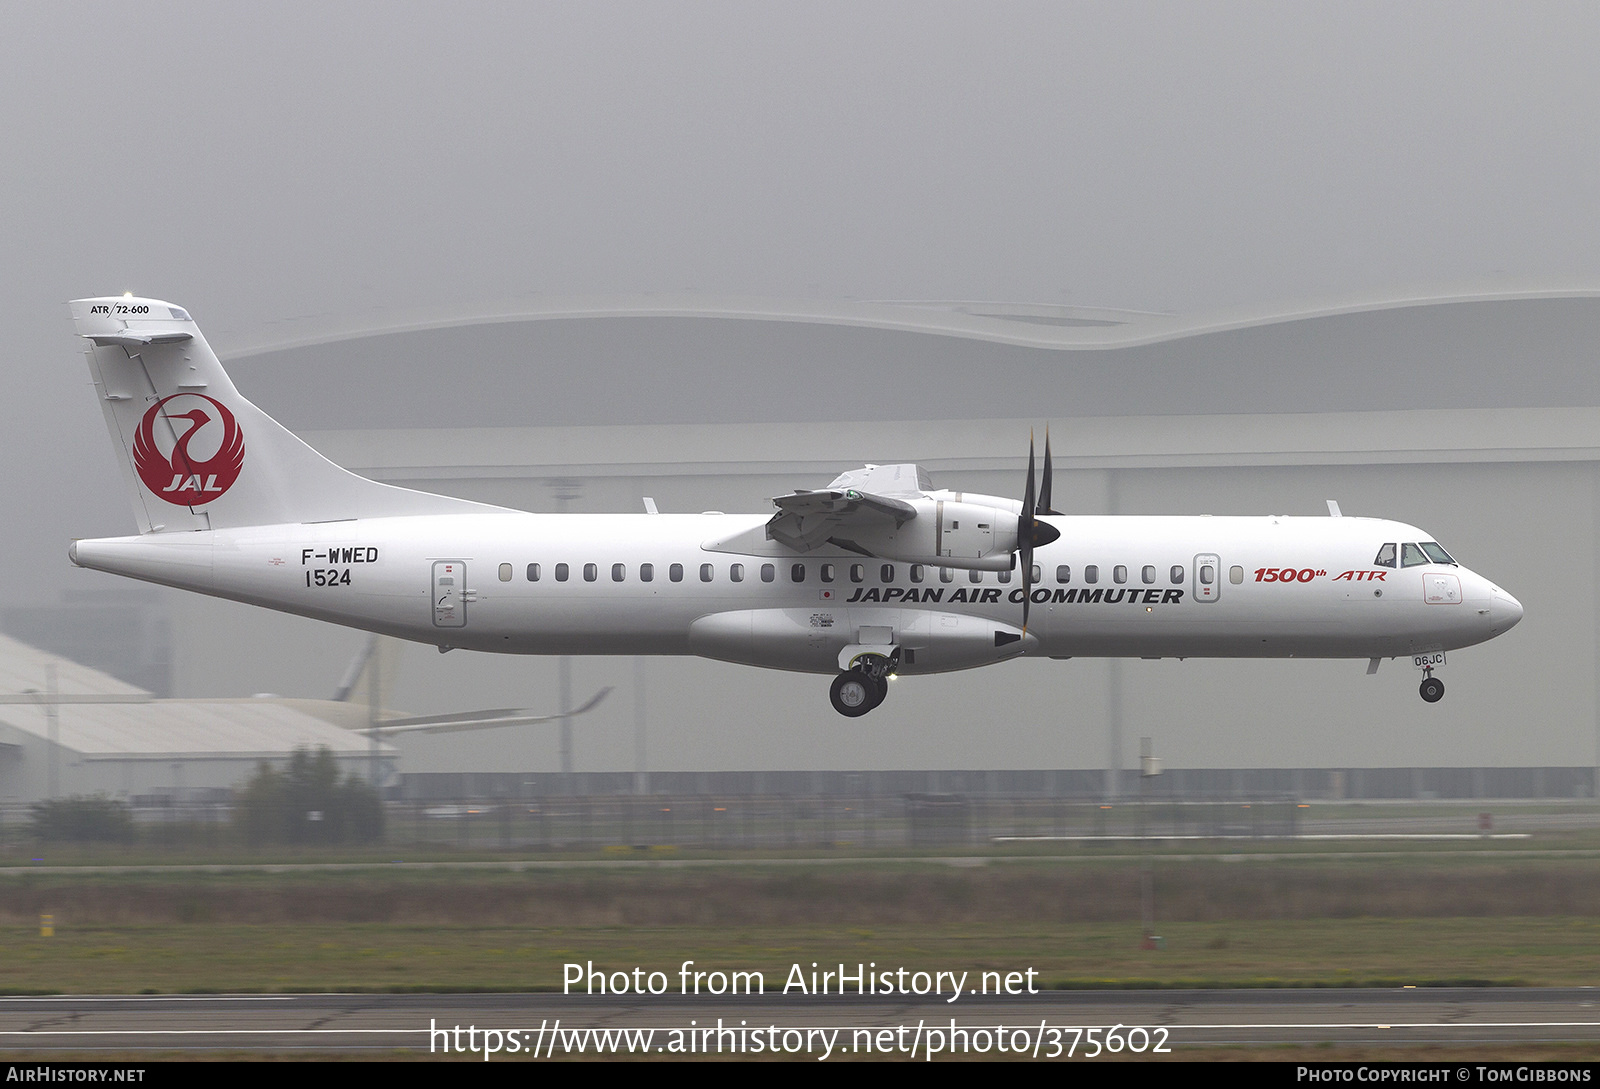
68,297 -> 1523,717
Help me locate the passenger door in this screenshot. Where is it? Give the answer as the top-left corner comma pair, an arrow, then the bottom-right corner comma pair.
1193,554 -> 1221,603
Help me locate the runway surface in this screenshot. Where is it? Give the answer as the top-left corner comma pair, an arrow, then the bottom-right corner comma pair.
2,988 -> 1598,1057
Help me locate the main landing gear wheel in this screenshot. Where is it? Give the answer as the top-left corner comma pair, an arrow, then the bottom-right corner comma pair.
1419,675 -> 1445,703
830,670 -> 877,717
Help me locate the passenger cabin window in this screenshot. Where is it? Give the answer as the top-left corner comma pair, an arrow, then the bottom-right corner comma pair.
910,564 -> 924,583
527,563 -> 540,582
1375,543 -> 1397,568
555,563 -> 569,582
1142,565 -> 1156,585
969,569 -> 983,583
640,563 -> 654,583
1199,564 -> 1215,585
1085,565 -> 1099,584
1113,565 -> 1127,584
670,563 -> 684,582
997,568 -> 1011,584
1401,543 -> 1428,568
761,563 -> 775,583
1230,565 -> 1245,584
939,567 -> 954,583
1055,565 -> 1070,583
730,563 -> 744,583
881,564 -> 895,582
498,563 -> 513,582
821,563 -> 835,583
700,563 -> 714,582
583,563 -> 598,582
1170,565 -> 1184,584
791,563 -> 806,583
612,563 -> 625,582
1030,564 -> 1041,583
850,564 -> 865,583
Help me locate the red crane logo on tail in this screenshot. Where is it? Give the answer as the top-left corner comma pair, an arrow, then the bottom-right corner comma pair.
132,395 -> 245,506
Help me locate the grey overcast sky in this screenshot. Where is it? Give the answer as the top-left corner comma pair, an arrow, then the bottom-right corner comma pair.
5,1 -> 1600,594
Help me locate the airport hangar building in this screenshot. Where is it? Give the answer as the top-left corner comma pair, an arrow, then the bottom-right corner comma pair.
0,632 -> 389,806
72,286 -> 1600,787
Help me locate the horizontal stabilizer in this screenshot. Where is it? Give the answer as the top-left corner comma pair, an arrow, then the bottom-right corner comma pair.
83,331 -> 193,347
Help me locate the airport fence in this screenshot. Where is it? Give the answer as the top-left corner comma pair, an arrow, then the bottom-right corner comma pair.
0,794 -> 1307,849
379,793 -> 1304,851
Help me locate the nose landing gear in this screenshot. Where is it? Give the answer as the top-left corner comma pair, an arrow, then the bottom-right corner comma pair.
1419,670 -> 1444,703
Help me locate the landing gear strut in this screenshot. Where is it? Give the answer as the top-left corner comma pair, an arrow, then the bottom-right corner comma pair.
830,653 -> 894,717
1419,670 -> 1444,703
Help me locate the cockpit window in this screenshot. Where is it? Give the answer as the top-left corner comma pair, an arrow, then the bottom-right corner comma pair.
1420,542 -> 1456,565
1401,543 -> 1428,568
1374,543 -> 1396,568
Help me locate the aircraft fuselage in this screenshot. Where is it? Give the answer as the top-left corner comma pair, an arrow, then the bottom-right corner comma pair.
70,511 -> 1521,673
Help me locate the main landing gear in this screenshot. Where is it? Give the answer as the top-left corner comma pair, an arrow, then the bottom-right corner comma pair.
1419,671 -> 1445,703
830,654 -> 893,717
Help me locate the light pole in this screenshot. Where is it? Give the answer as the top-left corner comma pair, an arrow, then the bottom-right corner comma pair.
24,665 -> 61,800
634,656 -> 648,795
1139,735 -> 1163,949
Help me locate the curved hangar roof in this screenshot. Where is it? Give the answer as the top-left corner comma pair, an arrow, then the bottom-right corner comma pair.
221,285 -> 1600,432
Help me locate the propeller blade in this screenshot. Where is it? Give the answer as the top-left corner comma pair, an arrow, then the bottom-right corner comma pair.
1015,431 -> 1062,630
1021,543 -> 1033,630
1022,432 -> 1037,523
1038,428 -> 1058,516
1019,433 -> 1036,630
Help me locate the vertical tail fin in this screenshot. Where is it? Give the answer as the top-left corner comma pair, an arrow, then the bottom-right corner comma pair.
71,297 -> 505,532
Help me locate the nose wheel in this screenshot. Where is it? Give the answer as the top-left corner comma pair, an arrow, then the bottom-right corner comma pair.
1419,671 -> 1444,703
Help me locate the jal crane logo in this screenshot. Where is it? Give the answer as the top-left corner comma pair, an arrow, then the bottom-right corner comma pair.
131,395 -> 245,506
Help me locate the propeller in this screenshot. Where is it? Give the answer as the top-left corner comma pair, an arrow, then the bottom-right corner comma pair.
1037,430 -> 1060,516
1018,428 -> 1062,630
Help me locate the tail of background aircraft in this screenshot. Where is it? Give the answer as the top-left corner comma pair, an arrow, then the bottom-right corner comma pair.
71,296 -> 507,533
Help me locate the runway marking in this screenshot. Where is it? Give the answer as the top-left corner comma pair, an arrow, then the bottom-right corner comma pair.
0,1030 -> 423,1036
994,834 -> 1532,841
0,995 -> 303,1003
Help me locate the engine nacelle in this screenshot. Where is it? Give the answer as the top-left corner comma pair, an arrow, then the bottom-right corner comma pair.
845,495 -> 1021,571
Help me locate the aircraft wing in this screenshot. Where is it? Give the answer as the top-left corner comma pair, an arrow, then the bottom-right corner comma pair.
767,488 -> 917,551
354,687 -> 611,736
766,463 -> 926,552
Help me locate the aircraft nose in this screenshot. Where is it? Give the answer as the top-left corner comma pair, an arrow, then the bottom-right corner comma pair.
1485,584 -> 1523,634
